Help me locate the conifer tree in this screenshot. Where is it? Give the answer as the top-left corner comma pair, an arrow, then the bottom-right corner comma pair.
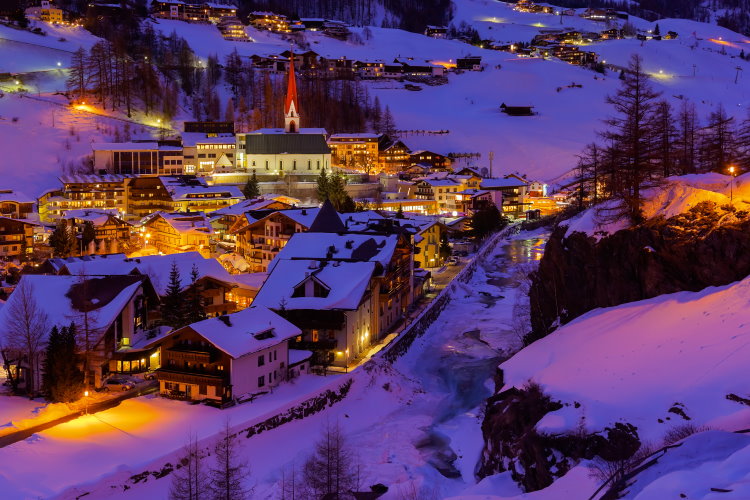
185,264 -> 206,326
50,221 -> 76,258
161,261 -> 185,328
316,167 -> 330,202
242,171 -> 260,200
43,323 -> 84,403
81,221 -> 96,251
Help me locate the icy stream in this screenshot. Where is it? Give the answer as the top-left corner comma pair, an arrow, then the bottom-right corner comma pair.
409,235 -> 547,484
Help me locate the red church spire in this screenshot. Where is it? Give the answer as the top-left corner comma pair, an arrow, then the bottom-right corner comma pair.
284,48 -> 299,132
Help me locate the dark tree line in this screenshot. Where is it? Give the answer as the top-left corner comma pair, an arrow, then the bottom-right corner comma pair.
236,0 -> 453,31
66,24 -> 196,118
208,49 -> 389,134
574,54 -> 750,222
161,262 -> 206,330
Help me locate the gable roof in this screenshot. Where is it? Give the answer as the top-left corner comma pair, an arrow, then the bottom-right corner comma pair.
274,232 -> 399,269
150,212 -> 214,235
245,133 -> 330,155
254,259 -> 375,311
0,275 -> 147,343
58,252 -> 238,295
308,200 -> 346,233
180,305 -> 300,359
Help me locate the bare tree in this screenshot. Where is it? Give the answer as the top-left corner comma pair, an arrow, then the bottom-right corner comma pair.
302,420 -> 359,499
4,279 -> 50,396
170,433 -> 210,500
210,419 -> 251,500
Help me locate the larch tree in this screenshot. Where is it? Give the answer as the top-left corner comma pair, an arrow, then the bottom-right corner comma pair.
5,279 -> 50,396
209,420 -> 251,500
700,103 -> 738,173
600,54 -> 662,223
653,100 -> 677,178
675,100 -> 699,175
302,420 -> 359,499
170,433 -> 210,500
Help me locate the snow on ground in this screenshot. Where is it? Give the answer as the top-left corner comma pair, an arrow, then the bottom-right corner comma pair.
501,273 -> 750,445
0,232 -> 544,500
0,395 -> 47,431
0,93 -> 157,197
0,373 -> 338,499
563,173 -> 739,239
623,430 -> 750,500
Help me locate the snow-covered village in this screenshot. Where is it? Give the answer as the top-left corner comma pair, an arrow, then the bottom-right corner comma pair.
2,0 -> 750,498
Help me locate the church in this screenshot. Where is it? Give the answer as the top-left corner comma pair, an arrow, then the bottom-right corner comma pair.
237,54 -> 332,180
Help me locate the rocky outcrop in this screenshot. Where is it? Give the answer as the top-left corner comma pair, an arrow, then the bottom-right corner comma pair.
476,380 -> 640,491
528,202 -> 750,342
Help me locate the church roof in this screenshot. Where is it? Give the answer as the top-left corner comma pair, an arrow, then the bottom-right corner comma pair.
285,50 -> 299,116
244,133 -> 331,155
308,199 -> 347,233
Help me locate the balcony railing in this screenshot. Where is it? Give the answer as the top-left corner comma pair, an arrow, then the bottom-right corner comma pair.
165,346 -> 213,364
290,339 -> 337,351
156,368 -> 226,386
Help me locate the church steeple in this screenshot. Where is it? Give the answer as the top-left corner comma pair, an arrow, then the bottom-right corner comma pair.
284,49 -> 300,133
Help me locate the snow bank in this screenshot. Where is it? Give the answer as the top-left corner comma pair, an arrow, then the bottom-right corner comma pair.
564,173 -> 735,239
501,275 -> 750,443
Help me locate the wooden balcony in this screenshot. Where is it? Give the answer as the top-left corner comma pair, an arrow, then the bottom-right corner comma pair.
156,368 -> 226,387
164,347 -> 213,364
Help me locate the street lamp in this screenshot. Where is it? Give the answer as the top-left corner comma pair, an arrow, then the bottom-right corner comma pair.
729,166 -> 737,205
83,390 -> 89,415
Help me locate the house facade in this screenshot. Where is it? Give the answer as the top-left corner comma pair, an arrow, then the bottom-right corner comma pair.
151,306 -> 301,402
0,217 -> 34,258
145,212 -> 214,257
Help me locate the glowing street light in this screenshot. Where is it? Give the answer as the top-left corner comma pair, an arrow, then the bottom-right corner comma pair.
729,165 -> 737,205
57,61 -> 62,67
83,390 -> 89,415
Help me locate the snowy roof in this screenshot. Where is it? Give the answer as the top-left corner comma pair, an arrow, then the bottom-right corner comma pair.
0,275 -> 146,342
289,349 -> 312,366
274,232 -> 399,269
151,212 -> 214,235
251,207 -> 325,229
420,179 -> 460,187
0,190 -> 34,204
164,182 -> 243,201
254,259 -> 375,311
481,178 -> 528,189
91,142 -> 182,152
59,174 -> 131,184
211,198 -> 294,217
244,133 -> 330,155
58,252 -> 236,295
182,305 -> 299,359
62,209 -> 128,226
181,132 -> 236,147
328,133 -> 379,140
248,128 -> 328,135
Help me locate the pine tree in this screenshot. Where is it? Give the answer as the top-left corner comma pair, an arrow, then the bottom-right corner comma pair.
242,171 -> 260,200
209,420 -> 251,500
225,98 -> 235,123
395,204 -> 405,218
161,261 -> 185,329
327,172 -> 348,210
653,23 -> 661,36
50,221 -> 76,258
382,105 -> 396,135
185,264 -> 206,326
43,323 -> 84,403
316,167 -> 330,202
81,221 -> 96,250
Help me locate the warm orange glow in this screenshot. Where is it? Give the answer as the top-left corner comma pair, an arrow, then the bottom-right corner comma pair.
432,61 -> 457,69
709,38 -> 740,48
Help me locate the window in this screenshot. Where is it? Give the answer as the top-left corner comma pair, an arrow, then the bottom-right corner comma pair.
265,160 -> 269,170
279,160 -> 283,170
199,384 -> 207,395
274,350 -> 278,361
312,329 -> 319,342
258,354 -> 265,366
308,160 -> 311,170
258,375 -> 265,387
316,160 -> 320,170
293,160 -> 297,170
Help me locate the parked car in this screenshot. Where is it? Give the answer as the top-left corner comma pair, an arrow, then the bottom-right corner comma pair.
102,378 -> 135,392
143,371 -> 157,381
447,256 -> 460,266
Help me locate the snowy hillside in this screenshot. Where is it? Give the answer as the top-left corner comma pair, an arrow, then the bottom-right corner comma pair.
501,274 -> 750,444
2,4 -> 750,197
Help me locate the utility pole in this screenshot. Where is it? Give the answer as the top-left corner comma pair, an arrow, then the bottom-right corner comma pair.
488,151 -> 495,177
735,66 -> 743,84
